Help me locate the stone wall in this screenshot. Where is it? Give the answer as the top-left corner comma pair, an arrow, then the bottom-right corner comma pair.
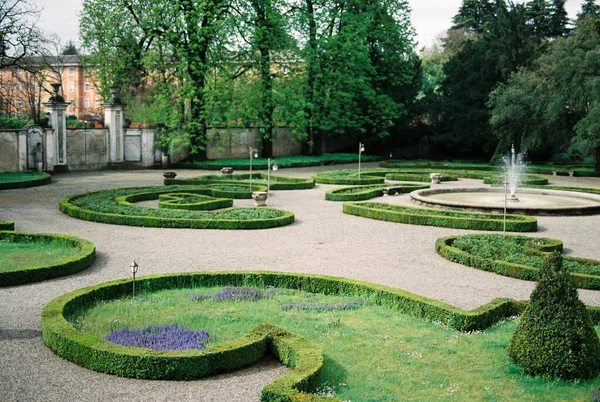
0,131 -> 19,172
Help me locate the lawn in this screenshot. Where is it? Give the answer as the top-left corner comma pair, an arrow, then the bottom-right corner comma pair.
0,237 -> 81,273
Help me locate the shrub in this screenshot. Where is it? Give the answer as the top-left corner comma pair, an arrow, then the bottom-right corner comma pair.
0,220 -> 15,231
508,252 -> 600,380
0,172 -> 51,190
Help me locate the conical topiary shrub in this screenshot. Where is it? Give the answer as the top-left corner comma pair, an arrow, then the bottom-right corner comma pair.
508,251 -> 600,380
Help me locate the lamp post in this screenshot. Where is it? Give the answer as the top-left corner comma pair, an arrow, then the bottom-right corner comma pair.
249,147 -> 259,191
130,260 -> 138,298
503,174 -> 508,235
267,158 -> 278,202
358,142 -> 365,180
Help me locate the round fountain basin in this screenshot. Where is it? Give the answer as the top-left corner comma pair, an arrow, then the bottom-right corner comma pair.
410,188 -> 600,216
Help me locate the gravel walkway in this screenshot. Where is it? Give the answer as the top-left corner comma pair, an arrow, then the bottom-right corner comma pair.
1,163 -> 599,401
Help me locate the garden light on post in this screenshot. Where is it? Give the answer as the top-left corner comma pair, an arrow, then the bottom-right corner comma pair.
503,174 -> 508,235
267,158 -> 278,202
249,147 -> 259,191
358,142 -> 365,180
130,260 -> 138,298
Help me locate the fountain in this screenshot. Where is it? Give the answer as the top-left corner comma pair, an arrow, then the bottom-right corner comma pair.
503,144 -> 526,202
409,145 -> 600,216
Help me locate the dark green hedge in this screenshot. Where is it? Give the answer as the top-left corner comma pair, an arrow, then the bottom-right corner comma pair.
59,186 -> 295,230
158,193 -> 233,211
166,173 -> 315,190
343,202 -> 538,232
0,172 -> 51,190
0,231 -> 95,286
385,173 -> 458,182
325,184 -> 429,202
436,236 -> 600,290
312,169 -> 387,185
0,220 -> 15,230
484,174 -> 549,186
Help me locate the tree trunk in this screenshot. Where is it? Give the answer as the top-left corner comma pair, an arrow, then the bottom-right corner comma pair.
593,146 -> 600,172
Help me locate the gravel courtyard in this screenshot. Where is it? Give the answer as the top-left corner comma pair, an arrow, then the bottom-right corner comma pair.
1,162 -> 599,401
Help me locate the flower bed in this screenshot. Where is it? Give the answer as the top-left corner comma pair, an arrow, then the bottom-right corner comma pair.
436,234 -> 600,289
59,185 -> 294,229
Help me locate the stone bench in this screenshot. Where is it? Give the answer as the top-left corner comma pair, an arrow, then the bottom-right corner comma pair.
430,172 -> 441,184
552,170 -> 574,177
382,186 -> 404,196
252,191 -> 268,207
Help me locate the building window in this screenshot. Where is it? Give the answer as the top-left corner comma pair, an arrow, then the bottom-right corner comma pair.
84,83 -> 90,92
95,100 -> 100,108
34,83 -> 39,92
16,84 -> 22,91
15,68 -> 21,77
70,83 -> 75,92
69,67 -> 75,75
16,98 -> 22,107
70,99 -> 75,106
84,99 -> 90,108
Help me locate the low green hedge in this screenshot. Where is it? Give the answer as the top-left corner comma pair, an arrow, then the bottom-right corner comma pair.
0,231 -> 95,286
312,169 -> 388,185
385,173 -> 459,182
325,184 -> 429,202
436,235 -> 600,290
0,172 -> 51,190
60,185 -> 295,230
42,271 -> 524,392
484,174 -> 549,186
158,193 -> 233,211
343,202 -> 538,232
0,220 -> 15,230
167,173 -> 315,190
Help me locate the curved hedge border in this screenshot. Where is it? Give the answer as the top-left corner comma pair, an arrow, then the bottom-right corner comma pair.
436,235 -> 600,290
0,231 -> 95,287
484,174 -> 549,186
325,184 -> 429,202
158,193 -> 233,211
385,172 -> 458,182
42,271 -> 526,395
0,171 -> 51,190
166,173 -> 315,190
59,186 -> 295,230
343,202 -> 538,232
0,220 -> 15,230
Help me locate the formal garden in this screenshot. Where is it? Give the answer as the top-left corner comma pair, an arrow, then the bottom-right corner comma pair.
2,156 -> 600,401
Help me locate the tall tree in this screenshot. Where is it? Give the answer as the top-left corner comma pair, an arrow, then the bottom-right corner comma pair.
577,0 -> 600,21
61,40 -> 79,55
0,0 -> 43,69
452,0 -> 498,33
80,0 -> 230,160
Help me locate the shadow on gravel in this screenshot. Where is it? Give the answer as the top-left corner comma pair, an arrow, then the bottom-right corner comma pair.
0,329 -> 42,340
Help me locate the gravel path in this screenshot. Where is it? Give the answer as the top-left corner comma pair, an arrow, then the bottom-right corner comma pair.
1,163 -> 599,401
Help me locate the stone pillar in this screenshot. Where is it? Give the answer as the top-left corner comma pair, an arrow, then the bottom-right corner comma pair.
42,100 -> 69,171
103,86 -> 126,163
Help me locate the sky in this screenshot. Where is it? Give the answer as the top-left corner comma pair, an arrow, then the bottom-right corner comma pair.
32,0 -> 588,50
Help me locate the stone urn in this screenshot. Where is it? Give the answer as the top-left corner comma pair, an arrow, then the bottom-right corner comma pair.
163,172 -> 177,180
221,167 -> 234,175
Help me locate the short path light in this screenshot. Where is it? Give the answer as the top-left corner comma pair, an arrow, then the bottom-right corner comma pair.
358,142 -> 365,180
249,147 -> 259,191
130,260 -> 138,298
267,158 -> 278,202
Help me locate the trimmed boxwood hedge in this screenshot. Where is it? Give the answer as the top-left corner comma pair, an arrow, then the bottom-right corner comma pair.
166,173 -> 315,190
436,235 -> 600,290
343,202 -> 538,232
325,184 -> 430,202
59,185 -> 295,230
483,174 -> 548,186
0,171 -> 51,190
0,220 -> 15,230
0,231 -> 95,286
158,193 -> 233,211
42,270 -> 526,398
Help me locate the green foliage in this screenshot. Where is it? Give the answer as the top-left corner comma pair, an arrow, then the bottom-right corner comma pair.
325,184 -> 429,202
343,202 -> 538,232
0,220 -> 14,231
0,116 -> 29,129
0,231 -> 96,287
0,172 -> 51,190
157,193 -> 233,211
508,252 -> 600,380
59,185 -> 295,229
436,235 -> 600,290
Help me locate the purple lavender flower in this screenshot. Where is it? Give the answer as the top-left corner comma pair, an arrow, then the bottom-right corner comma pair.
190,286 -> 266,302
105,324 -> 209,351
281,300 -> 367,312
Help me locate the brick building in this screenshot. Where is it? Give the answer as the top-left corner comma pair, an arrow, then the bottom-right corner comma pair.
0,55 -> 102,121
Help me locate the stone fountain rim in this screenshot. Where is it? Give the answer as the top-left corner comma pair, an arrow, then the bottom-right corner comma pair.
410,187 -> 600,216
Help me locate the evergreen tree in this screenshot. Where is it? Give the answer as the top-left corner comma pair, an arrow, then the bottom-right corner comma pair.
61,40 -> 78,55
577,0 -> 600,20
508,252 -> 600,380
452,0 -> 498,33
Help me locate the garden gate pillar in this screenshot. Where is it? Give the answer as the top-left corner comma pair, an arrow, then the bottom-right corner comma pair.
43,96 -> 69,172
103,87 -> 125,163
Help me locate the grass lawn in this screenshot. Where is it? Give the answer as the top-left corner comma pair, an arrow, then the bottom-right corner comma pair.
73,286 -> 600,401
0,238 -> 81,272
